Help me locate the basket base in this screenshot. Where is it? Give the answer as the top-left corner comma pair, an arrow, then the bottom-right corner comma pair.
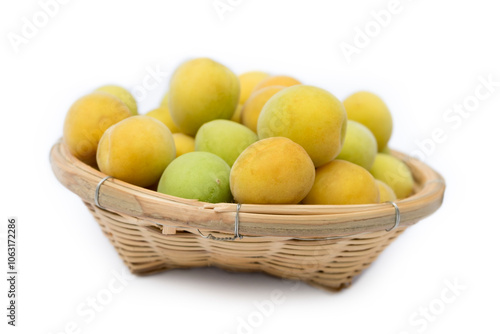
84,201 -> 406,292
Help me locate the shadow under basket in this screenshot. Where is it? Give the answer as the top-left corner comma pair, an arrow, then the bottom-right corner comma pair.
50,140 -> 445,291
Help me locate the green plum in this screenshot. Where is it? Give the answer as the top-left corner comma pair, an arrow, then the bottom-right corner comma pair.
337,120 -> 378,170
195,120 -> 258,167
157,152 -> 232,203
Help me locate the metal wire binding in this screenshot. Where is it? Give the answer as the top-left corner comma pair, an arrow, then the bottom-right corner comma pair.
197,203 -> 243,241
294,201 -> 401,240
196,201 -> 402,242
385,201 -> 400,232
95,176 -> 114,210
95,179 -> 401,240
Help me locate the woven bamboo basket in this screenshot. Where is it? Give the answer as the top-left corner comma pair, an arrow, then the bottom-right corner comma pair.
50,139 -> 445,291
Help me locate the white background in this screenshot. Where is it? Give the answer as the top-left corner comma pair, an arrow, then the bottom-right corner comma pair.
1,0 -> 500,333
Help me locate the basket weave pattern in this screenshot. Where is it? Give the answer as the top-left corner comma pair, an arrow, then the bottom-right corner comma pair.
87,201 -> 406,289
51,140 -> 444,291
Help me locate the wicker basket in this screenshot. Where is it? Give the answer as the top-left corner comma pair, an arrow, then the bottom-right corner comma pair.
50,140 -> 445,291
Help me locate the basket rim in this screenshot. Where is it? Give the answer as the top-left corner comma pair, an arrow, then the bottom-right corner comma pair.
50,139 -> 445,238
